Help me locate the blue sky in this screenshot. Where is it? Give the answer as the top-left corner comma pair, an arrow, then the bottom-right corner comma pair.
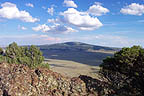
0,0 -> 144,47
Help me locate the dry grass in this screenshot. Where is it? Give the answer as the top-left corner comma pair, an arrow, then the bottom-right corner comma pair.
87,49 -> 116,54
45,59 -> 100,78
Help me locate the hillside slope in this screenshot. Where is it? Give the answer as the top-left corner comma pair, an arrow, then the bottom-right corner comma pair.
39,42 -> 119,66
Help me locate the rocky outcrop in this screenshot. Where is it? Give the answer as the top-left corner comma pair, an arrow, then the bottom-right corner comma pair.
0,63 -> 99,96
0,63 -> 87,96
79,75 -> 114,96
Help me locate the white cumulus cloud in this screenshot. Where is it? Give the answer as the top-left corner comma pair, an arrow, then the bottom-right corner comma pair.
32,24 -> 50,32
88,2 -> 109,16
60,8 -> 103,30
32,24 -> 77,34
25,3 -> 34,8
47,6 -> 54,16
63,0 -> 77,8
120,3 -> 144,16
0,2 -> 39,22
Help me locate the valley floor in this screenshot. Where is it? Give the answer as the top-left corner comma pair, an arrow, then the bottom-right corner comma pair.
44,59 -> 100,79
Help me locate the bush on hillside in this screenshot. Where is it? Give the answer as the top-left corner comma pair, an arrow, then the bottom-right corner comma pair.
0,48 -> 4,63
100,46 -> 144,96
0,47 -> 3,55
0,42 -> 48,69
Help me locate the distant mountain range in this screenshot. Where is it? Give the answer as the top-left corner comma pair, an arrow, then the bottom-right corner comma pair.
38,42 -> 120,66
38,42 -> 120,51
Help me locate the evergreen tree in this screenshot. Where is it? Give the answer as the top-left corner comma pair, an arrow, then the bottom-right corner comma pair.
26,45 -> 44,68
0,47 -> 3,55
3,42 -> 46,68
100,46 -> 144,96
5,42 -> 22,64
0,47 -> 4,63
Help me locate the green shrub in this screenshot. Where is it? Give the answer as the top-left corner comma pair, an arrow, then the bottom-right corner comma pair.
0,55 -> 5,63
0,47 -> 3,55
37,63 -> 50,69
100,46 -> 144,96
1,42 -> 48,69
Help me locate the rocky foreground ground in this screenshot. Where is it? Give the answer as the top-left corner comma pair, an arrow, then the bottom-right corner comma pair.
0,63 -> 111,96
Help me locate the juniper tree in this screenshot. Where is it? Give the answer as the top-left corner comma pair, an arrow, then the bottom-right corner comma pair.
26,45 -> 44,68
0,47 -> 3,55
4,42 -> 45,68
0,47 -> 4,63
5,42 -> 22,64
100,46 -> 144,96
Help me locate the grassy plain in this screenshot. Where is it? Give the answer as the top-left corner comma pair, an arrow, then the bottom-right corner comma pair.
45,59 -> 101,78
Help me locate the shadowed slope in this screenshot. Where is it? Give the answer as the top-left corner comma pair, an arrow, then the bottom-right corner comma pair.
39,42 -> 119,66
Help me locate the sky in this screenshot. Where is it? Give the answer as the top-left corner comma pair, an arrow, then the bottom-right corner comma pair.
0,0 -> 144,47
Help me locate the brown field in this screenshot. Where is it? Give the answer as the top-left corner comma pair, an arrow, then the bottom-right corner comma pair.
45,59 -> 101,79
